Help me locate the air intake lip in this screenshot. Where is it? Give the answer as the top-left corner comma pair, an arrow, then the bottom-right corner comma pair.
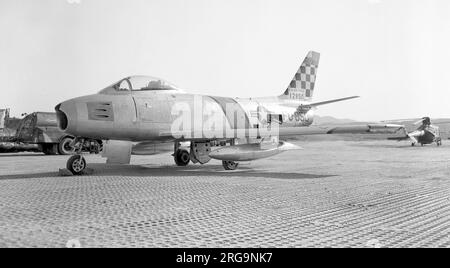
55,104 -> 68,131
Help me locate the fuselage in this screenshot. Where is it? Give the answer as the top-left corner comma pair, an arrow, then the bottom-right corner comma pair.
417,124 -> 440,144
56,77 -> 315,142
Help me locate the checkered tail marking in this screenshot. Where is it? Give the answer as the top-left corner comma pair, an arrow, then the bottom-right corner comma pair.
282,51 -> 320,101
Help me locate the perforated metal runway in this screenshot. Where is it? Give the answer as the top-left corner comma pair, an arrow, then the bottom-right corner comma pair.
1,140 -> 449,248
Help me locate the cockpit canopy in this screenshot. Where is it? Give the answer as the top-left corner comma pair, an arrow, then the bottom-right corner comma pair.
99,76 -> 179,94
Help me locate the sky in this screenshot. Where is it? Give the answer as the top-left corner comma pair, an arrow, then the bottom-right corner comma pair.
0,0 -> 449,121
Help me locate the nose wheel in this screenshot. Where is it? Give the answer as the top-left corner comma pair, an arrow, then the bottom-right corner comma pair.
65,137 -> 88,175
67,155 -> 87,175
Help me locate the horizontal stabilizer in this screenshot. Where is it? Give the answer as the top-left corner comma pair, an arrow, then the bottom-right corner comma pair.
309,96 -> 360,107
281,96 -> 359,108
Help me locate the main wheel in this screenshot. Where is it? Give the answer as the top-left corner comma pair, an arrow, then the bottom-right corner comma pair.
42,144 -> 58,155
222,160 -> 239,170
67,155 -> 86,175
58,137 -> 75,155
174,149 -> 190,166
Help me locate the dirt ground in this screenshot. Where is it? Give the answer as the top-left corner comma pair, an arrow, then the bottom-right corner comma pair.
0,139 -> 449,248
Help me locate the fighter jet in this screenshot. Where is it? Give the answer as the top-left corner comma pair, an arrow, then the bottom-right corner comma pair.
55,51 -> 404,174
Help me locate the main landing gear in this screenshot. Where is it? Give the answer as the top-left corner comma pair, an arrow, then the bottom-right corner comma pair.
174,149 -> 190,166
411,139 -> 442,147
222,160 -> 239,171
173,141 -> 191,166
173,141 -> 240,170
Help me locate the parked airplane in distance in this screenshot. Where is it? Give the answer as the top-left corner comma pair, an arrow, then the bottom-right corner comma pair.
55,51 -> 404,174
388,117 -> 443,146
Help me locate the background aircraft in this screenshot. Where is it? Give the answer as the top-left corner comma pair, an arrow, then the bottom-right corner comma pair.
55,51 -> 404,174
388,117 -> 443,146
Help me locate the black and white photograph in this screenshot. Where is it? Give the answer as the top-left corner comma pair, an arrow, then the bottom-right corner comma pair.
1,0 -> 450,252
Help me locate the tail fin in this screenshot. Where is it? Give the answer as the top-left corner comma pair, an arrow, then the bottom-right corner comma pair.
280,51 -> 320,101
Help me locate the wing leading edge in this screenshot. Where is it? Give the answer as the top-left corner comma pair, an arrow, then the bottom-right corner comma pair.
161,124 -> 405,141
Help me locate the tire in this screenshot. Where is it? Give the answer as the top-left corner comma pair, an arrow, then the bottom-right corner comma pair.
42,144 -> 58,155
222,160 -> 239,170
58,137 -> 74,155
174,149 -> 190,166
67,155 -> 86,175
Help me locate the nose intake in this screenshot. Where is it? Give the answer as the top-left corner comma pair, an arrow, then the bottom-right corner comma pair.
55,103 -> 68,131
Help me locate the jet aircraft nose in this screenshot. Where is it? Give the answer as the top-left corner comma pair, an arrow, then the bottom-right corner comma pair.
55,99 -> 77,134
55,93 -> 137,141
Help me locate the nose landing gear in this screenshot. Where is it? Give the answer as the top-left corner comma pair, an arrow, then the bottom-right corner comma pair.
67,155 -> 87,175
64,137 -> 93,175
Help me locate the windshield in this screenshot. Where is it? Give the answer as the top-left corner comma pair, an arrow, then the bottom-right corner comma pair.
118,76 -> 177,91
129,76 -> 177,90
99,76 -> 179,94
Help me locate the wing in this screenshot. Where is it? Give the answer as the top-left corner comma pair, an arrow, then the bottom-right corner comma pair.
103,124 -> 405,165
132,141 -> 175,155
161,124 -> 406,141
